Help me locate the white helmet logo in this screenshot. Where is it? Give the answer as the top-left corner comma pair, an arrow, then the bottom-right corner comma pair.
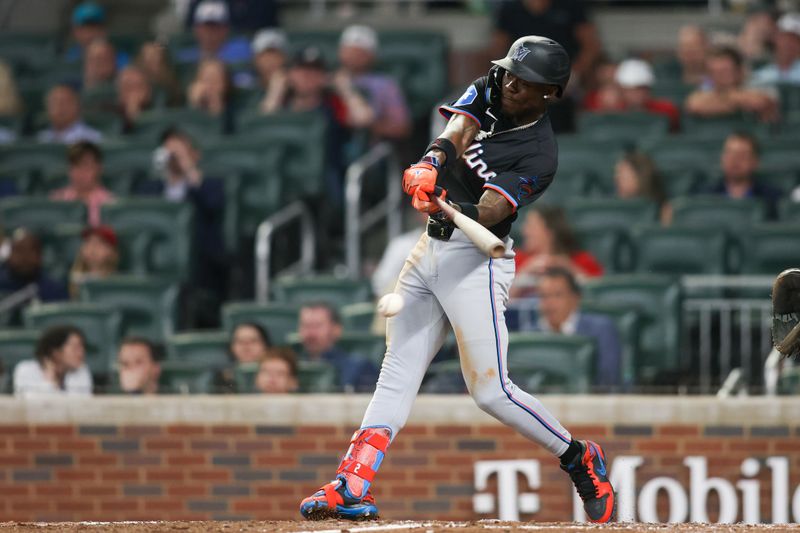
511,45 -> 532,62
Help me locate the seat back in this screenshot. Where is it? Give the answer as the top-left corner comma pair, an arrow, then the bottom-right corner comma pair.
166,331 -> 230,367
159,360 -> 216,394
577,112 -> 669,146
341,302 -> 376,333
632,225 -> 730,275
566,198 -> 658,233
740,224 -> 800,274
297,360 -> 338,393
272,277 -> 372,308
0,329 -> 40,393
670,196 -> 767,228
337,332 -> 386,366
0,198 -> 86,232
507,333 -> 595,393
221,302 -> 300,346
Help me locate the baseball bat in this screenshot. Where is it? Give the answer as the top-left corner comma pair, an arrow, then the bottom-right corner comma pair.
434,197 -> 506,258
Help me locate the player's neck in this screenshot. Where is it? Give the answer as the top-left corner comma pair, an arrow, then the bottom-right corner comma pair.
508,106 -> 546,127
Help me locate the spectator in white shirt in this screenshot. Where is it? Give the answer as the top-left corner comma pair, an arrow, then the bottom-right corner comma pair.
13,325 -> 93,395
752,13 -> 800,87
37,84 -> 102,144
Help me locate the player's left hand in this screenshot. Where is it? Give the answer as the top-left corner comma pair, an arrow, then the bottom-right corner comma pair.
411,184 -> 446,214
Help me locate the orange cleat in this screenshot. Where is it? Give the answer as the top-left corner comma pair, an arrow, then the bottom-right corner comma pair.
560,440 -> 616,523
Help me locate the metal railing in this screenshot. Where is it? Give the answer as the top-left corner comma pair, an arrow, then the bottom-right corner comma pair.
345,142 -> 402,279
255,201 -> 316,303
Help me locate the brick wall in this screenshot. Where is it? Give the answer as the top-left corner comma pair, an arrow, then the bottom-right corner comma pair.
1,415 -> 799,523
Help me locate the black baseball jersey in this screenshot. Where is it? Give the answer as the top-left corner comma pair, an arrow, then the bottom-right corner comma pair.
438,76 -> 558,239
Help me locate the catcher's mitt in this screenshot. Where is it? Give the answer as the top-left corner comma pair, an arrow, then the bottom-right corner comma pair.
772,268 -> 800,358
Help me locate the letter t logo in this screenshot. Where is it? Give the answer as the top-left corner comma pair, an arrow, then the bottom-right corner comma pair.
473,460 -> 540,521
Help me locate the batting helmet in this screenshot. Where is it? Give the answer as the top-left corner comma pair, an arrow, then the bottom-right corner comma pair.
491,36 -> 571,97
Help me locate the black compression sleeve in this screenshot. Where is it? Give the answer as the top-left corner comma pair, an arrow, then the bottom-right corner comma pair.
456,202 -> 479,221
425,138 -> 457,169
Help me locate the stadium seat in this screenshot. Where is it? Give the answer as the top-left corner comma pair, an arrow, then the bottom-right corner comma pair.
739,224 -> 800,274
584,275 -> 682,384
0,329 -> 40,393
102,142 -> 159,195
23,303 -> 122,376
650,79 -> 693,105
159,360 -> 216,394
579,301 -> 640,388
166,331 -> 230,367
129,109 -> 224,144
221,302 -> 300,345
577,112 -> 669,146
0,198 -> 85,233
575,228 -> 630,274
681,114 -> 765,140
79,276 -> 179,341
272,276 -> 372,308
643,137 -> 721,195
39,224 -> 84,284
0,33 -> 57,77
779,198 -> 800,222
565,198 -> 658,233
101,199 -> 194,281
421,359 -> 466,394
506,333 -> 595,393
554,136 -> 623,194
337,332 -> 386,366
233,362 -> 260,394
341,302 -> 376,333
237,111 -> 328,199
297,360 -> 339,393
670,196 -> 767,228
631,225 -> 730,275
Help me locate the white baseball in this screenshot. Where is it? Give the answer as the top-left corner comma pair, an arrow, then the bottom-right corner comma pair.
377,293 -> 404,317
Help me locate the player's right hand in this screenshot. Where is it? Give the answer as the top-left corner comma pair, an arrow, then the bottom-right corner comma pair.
402,157 -> 439,196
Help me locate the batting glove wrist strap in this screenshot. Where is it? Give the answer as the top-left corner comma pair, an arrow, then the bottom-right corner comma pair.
455,202 -> 479,221
425,137 -> 457,169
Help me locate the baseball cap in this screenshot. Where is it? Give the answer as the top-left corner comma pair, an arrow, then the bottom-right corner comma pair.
82,225 -> 118,248
778,13 -> 800,38
292,46 -> 326,70
72,2 -> 106,26
194,0 -> 229,25
252,28 -> 287,55
340,24 -> 378,52
615,59 -> 655,88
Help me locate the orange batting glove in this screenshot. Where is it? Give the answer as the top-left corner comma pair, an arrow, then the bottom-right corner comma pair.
411,184 -> 447,214
402,156 -> 440,196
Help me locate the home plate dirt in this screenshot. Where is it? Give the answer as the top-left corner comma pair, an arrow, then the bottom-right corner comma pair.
2,522 -> 800,533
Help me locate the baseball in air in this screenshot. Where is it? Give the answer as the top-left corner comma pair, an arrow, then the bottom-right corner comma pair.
377,293 -> 404,317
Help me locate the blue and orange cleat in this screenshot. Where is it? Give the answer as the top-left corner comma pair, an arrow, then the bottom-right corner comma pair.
299,476 -> 379,520
561,440 -> 616,523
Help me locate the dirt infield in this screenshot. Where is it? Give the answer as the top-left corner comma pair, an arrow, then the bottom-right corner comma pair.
2,522 -> 800,533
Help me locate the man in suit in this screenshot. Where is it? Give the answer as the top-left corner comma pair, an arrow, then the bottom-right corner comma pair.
533,267 -> 622,388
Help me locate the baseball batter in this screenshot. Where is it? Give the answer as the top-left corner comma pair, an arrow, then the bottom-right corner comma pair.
301,36 -> 615,523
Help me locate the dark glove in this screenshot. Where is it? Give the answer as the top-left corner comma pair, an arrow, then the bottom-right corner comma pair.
772,268 -> 800,358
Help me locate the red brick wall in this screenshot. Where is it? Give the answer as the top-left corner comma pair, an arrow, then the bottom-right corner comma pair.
0,422 -> 798,523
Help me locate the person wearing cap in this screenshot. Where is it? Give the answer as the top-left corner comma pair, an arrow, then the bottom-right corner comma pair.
50,141 -> 115,227
752,13 -> 800,86
250,28 -> 288,100
336,25 -> 411,141
685,46 -> 779,123
69,225 -> 119,298
65,2 -> 129,66
614,58 -> 680,132
184,0 -> 278,32
176,0 -> 251,64
37,85 -> 103,145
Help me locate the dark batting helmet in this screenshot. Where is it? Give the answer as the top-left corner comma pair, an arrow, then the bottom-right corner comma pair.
491,36 -> 571,97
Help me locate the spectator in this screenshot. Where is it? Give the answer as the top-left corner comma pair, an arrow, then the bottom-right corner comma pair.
511,206 -> 603,298
69,225 -> 119,298
676,25 -> 710,86
614,152 -> 671,225
13,325 -> 92,395
0,61 -> 20,144
685,46 -> 779,123
135,42 -> 183,107
0,229 -> 68,318
337,25 -> 412,141
531,267 -> 622,389
702,132 -> 781,219
116,65 -> 154,132
298,302 -> 378,393
738,9 -> 777,67
187,58 -> 235,131
138,128 -> 226,318
83,39 -> 118,92
613,59 -> 681,132
50,142 -> 115,227
185,0 -> 278,32
250,28 -> 288,105
117,337 -> 162,395
175,0 -> 252,64
752,13 -> 800,87
255,347 -> 299,394
582,56 -> 623,112
37,85 -> 102,144
229,322 -> 272,364
64,2 -> 129,66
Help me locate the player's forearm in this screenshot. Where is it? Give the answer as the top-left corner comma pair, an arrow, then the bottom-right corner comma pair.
426,114 -> 480,164
451,188 -> 514,228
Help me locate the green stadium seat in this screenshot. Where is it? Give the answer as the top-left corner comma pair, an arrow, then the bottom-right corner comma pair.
101,199 -> 194,281
102,142 -> 159,195
555,136 -> 623,193
79,276 -> 179,341
159,360 -> 215,394
507,333 -> 595,393
297,359 -> 339,393
39,224 -> 84,284
0,143 -> 67,194
778,367 -> 800,395
643,137 -> 720,194
779,198 -> 800,222
0,198 -> 86,232
23,302 -> 121,376
579,301 -> 640,388
651,79 -> 693,105
740,224 -> 800,274
341,302 -> 377,333
631,225 -> 730,275
575,228 -> 630,274
421,359 -> 466,394
670,196 -> 767,228
233,362 -> 260,394
237,111 -> 327,198
166,331 -> 230,367
538,172 -> 593,206
584,275 -> 681,384
566,198 -> 658,232
272,276 -> 372,308
681,114 -> 765,141
777,83 -> 800,117
221,301 -> 300,345
0,33 -> 57,76
129,109 -> 224,144
0,329 -> 40,393
337,332 -> 386,366
577,112 -> 669,146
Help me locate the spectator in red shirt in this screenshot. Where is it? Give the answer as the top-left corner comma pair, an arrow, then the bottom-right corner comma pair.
615,59 -> 681,132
